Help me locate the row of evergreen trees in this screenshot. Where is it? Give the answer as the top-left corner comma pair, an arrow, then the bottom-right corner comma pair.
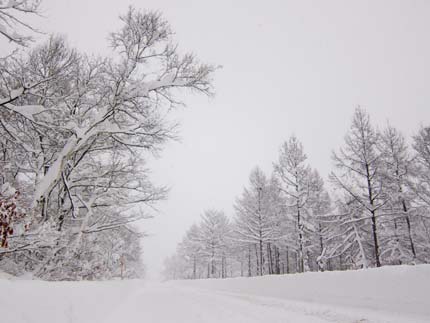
163,107 -> 430,279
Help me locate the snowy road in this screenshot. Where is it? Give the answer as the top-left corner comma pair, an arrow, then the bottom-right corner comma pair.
108,283 -> 334,323
102,282 -> 425,323
1,279 -> 422,323
1,265 -> 429,323
103,283 -> 405,323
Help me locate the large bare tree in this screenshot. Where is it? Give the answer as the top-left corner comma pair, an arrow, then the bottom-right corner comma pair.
0,7 -> 215,279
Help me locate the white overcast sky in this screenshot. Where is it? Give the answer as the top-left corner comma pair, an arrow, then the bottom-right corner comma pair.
25,0 -> 430,279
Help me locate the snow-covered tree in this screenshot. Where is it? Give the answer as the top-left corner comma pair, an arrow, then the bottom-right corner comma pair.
409,126 -> 430,261
166,112 -> 430,279
178,224 -> 205,279
263,175 -> 286,274
273,135 -> 315,272
330,107 -> 387,267
198,210 -> 231,278
164,210 -> 232,280
308,169 -> 331,271
412,127 -> 430,208
323,196 -> 373,270
377,124 -> 418,263
234,167 -> 281,276
0,7 -> 215,279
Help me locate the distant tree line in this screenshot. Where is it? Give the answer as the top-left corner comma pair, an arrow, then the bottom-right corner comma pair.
163,107 -> 430,280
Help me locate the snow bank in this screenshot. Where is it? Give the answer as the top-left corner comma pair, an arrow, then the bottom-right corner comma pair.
169,264 -> 430,322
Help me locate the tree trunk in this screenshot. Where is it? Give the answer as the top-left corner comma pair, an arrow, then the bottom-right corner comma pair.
297,206 -> 304,272
318,223 -> 325,272
221,256 -> 224,278
275,246 -> 280,274
267,243 -> 273,274
394,218 -> 402,265
241,258 -> 244,277
248,245 -> 252,277
255,244 -> 260,276
211,246 -> 216,277
258,187 -> 264,276
365,162 -> 381,267
370,210 -> 381,267
259,239 -> 264,276
193,255 -> 196,279
402,199 -> 416,259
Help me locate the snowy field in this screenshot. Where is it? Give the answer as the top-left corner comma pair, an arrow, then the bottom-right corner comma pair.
0,265 -> 429,323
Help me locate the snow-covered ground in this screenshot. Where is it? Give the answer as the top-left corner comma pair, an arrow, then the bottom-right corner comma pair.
0,265 -> 428,323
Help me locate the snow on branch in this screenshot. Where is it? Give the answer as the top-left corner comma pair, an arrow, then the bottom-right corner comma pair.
0,0 -> 42,46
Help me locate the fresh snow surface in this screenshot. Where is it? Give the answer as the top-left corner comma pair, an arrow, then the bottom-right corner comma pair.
0,265 -> 429,323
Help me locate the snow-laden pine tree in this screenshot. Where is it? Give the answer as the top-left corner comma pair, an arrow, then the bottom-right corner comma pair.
178,224 -> 205,279
307,169 -> 331,271
412,127 -> 430,207
234,167 -> 281,276
410,127 -> 430,261
264,175 -> 286,274
378,124 -> 418,264
198,210 -> 231,278
330,107 -> 387,267
164,210 -> 233,280
323,196 -> 373,269
273,135 -> 317,272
